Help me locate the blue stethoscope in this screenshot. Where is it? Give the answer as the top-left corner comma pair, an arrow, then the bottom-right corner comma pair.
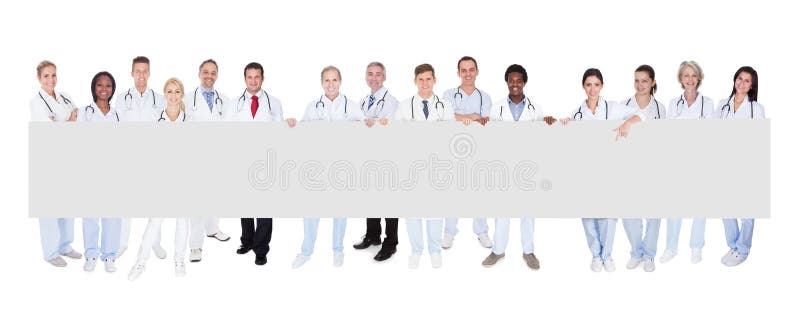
38,92 -> 72,117
626,97 -> 662,119
315,94 -> 349,119
574,99 -> 608,120
675,93 -> 705,117
453,87 -> 483,110
498,97 -> 536,121
236,90 -> 272,113
123,88 -> 157,111
720,96 -> 754,119
84,104 -> 120,122
192,87 -> 224,113
361,90 -> 388,118
411,95 -> 445,120
158,110 -> 186,122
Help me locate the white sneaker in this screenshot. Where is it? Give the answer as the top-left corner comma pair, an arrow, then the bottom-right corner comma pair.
333,252 -> 344,267
103,258 -> 117,273
175,261 -> 186,277
292,254 -> 310,269
660,249 -> 678,263
442,233 -> 454,249
603,258 -> 616,272
408,254 -> 421,269
430,253 -> 442,268
590,258 -> 603,272
691,248 -> 702,264
722,250 -> 746,267
61,250 -> 82,259
643,258 -> 655,272
128,263 -> 145,281
189,249 -> 202,262
477,233 -> 493,248
626,257 -> 642,269
720,249 -> 736,264
152,245 -> 167,259
47,256 -> 67,267
84,257 -> 97,272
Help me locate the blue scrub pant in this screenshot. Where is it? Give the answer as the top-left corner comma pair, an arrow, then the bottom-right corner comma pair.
622,218 -> 660,259
39,218 -> 75,261
664,218 -> 706,251
82,218 -> 122,260
492,217 -> 534,255
301,218 -> 346,256
723,218 -> 754,258
582,218 -> 616,260
406,218 -> 443,255
444,217 -> 488,236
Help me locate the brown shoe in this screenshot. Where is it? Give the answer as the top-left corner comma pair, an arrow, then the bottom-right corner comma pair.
523,253 -> 540,270
482,252 -> 504,267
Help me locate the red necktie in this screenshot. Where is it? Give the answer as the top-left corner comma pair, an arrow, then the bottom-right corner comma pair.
251,95 -> 259,118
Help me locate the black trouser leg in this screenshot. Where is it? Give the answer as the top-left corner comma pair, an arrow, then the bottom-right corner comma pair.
383,218 -> 399,248
365,218 -> 381,240
240,218 -> 255,247
253,218 -> 273,257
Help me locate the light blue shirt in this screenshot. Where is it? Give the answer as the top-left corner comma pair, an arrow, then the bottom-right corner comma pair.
443,87 -> 492,116
508,97 -> 526,122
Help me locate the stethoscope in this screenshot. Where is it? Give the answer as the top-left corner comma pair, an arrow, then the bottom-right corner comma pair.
235,90 -> 272,114
315,95 -> 349,120
84,104 -> 120,122
453,87 -> 483,110
38,92 -> 72,117
192,87 -> 224,113
720,96 -> 754,119
498,97 -> 536,121
574,99 -> 609,120
675,94 -> 705,118
123,88 -> 157,111
361,90 -> 388,118
410,95 -> 446,120
626,97 -> 662,119
158,110 -> 186,122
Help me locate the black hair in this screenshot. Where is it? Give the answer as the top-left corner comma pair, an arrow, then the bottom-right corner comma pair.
90,71 -> 116,104
504,64 -> 528,83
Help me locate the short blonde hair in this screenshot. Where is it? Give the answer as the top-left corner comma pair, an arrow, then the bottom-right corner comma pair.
36,60 -> 56,77
677,61 -> 704,89
163,77 -> 186,111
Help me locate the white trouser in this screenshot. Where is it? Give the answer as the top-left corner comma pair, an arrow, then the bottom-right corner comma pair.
121,218 -> 162,252
492,217 -> 534,255
189,217 -> 220,249
135,218 -> 189,264
407,218 -> 443,255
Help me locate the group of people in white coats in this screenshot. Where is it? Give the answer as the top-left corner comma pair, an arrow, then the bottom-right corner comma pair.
30,55 -> 764,278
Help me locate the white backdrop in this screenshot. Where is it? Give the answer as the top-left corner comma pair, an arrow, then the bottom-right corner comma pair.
3,0 -> 798,322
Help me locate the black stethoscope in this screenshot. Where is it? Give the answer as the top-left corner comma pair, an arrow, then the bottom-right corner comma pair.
721,96 -> 754,119
574,99 -> 609,120
192,87 -> 224,112
675,94 -> 705,118
626,97 -> 662,119
453,87 -> 483,110
410,95 -> 445,120
123,89 -> 157,111
84,104 -> 120,122
236,90 -> 272,114
361,90 -> 388,117
158,110 -> 186,122
315,94 -> 349,119
498,97 -> 536,121
38,92 -> 72,117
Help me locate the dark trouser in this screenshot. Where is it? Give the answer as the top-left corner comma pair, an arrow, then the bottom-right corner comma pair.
366,218 -> 398,248
240,218 -> 273,257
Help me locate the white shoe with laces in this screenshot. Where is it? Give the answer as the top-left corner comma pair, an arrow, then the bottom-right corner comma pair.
660,249 -> 677,263
603,258 -> 616,272
477,233 -> 493,248
175,261 -> 186,277
84,257 -> 97,272
189,249 -> 202,262
128,263 -> 145,281
722,250 -> 746,267
590,258 -> 603,272
103,258 -> 117,273
643,258 -> 655,272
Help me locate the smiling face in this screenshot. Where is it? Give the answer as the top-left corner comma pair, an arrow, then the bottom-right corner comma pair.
322,69 -> 341,98
679,66 -> 700,92
245,68 -> 263,95
365,65 -> 385,93
734,71 -> 753,96
131,62 -> 150,90
199,62 -> 218,90
38,65 -> 57,94
164,81 -> 183,107
583,75 -> 603,100
94,75 -> 113,103
457,59 -> 478,87
414,71 -> 436,97
506,72 -> 525,97
634,71 -> 655,96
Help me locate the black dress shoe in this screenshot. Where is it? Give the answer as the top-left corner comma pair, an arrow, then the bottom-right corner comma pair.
373,247 -> 397,261
255,255 -> 267,266
353,236 -> 382,250
236,245 -> 252,254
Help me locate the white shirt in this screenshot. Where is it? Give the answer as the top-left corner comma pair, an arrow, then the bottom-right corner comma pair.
358,87 -> 399,120
184,86 -> 229,122
717,96 -> 766,119
490,96 -> 544,122
302,94 -> 362,122
442,87 -> 492,116
114,87 -> 166,122
396,94 -> 455,122
30,89 -> 77,122
225,89 -> 284,122
77,102 -> 120,122
668,92 -> 716,119
621,95 -> 666,120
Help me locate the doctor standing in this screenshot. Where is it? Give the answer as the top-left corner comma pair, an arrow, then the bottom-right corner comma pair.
230,62 -> 294,266
660,61 -> 716,265
183,59 -> 232,264
352,61 -> 401,262
114,56 -> 167,260
29,60 -> 82,267
482,64 -> 555,270
441,56 -> 493,250
718,66 -> 765,267
292,65 -> 364,269
77,71 -> 122,273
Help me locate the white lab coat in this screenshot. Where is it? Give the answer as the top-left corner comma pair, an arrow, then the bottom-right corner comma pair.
716,95 -> 765,119
225,89 -> 284,122
30,89 -> 76,122
396,94 -> 455,122
302,94 -> 362,121
114,87 -> 166,122
156,109 -> 187,123
490,96 -> 544,122
667,92 -> 716,119
568,97 -> 646,121
358,87 -> 399,120
77,102 -> 120,122
621,95 -> 667,120
183,86 -> 229,122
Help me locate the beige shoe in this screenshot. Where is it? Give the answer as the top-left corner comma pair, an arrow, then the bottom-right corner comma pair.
61,250 -> 82,259
47,256 -> 67,267
523,253 -> 540,270
482,252 -> 504,267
